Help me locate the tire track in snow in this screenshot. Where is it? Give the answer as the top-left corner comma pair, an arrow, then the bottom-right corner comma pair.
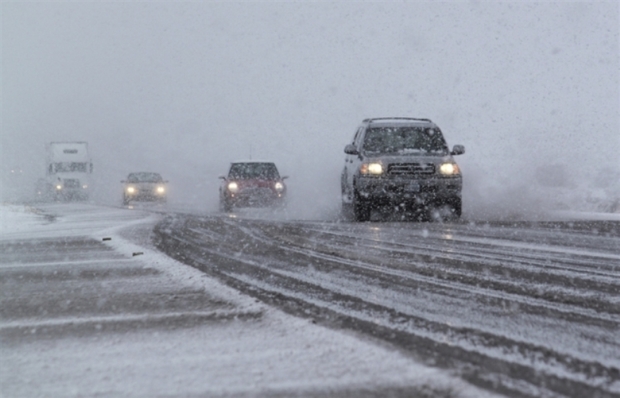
153,214 -> 620,398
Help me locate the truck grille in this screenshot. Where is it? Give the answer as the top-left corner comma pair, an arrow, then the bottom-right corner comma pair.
63,179 -> 81,188
388,163 -> 435,175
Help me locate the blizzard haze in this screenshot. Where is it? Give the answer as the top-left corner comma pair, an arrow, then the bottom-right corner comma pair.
2,2 -> 619,219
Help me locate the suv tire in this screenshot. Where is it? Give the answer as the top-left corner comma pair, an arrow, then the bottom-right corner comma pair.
220,199 -> 232,213
450,197 -> 462,218
428,197 -> 461,221
353,192 -> 371,222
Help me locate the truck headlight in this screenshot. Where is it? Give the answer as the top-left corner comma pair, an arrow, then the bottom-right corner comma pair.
439,163 -> 460,175
126,186 -> 136,194
227,182 -> 239,193
360,162 -> 383,175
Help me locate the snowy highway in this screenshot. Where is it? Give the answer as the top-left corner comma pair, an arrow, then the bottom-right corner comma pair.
0,204 -> 495,398
154,210 -> 620,398
4,2 -> 619,397
1,203 -> 619,397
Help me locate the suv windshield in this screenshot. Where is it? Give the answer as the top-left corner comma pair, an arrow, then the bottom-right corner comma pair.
229,163 -> 280,180
127,173 -> 163,183
363,127 -> 448,155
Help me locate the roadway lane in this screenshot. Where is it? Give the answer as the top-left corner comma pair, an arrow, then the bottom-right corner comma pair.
1,204 -> 491,397
154,213 -> 620,398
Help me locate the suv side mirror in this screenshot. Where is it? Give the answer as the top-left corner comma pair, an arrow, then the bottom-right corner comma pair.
451,145 -> 465,156
344,144 -> 359,155
282,176 -> 289,180
218,176 -> 226,180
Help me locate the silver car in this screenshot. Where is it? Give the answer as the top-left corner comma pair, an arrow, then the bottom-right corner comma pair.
341,118 -> 465,221
122,172 -> 168,205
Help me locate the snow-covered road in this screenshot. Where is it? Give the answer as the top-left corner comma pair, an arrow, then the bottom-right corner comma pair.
0,203 -> 493,397
155,211 -> 620,398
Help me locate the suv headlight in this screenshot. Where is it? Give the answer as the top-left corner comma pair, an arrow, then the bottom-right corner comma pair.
227,182 -> 239,193
274,182 -> 284,191
156,186 -> 165,194
360,162 -> 383,175
439,163 -> 460,176
126,186 -> 136,193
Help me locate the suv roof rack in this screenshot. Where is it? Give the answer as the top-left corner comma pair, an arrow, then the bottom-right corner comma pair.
363,117 -> 433,123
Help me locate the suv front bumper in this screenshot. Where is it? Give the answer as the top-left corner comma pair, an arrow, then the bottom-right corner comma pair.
355,175 -> 461,205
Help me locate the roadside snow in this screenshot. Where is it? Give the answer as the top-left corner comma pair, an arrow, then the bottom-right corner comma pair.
0,204 -> 47,234
0,203 -> 500,397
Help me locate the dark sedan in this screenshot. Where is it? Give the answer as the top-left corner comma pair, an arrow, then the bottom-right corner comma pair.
219,162 -> 287,212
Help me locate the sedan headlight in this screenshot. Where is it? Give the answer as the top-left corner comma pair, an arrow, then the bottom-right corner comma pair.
439,163 -> 460,176
360,162 -> 383,175
126,186 -> 136,194
274,182 -> 284,192
227,182 -> 239,193
156,186 -> 165,194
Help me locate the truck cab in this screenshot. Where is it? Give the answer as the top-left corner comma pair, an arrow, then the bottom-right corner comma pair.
42,142 -> 93,201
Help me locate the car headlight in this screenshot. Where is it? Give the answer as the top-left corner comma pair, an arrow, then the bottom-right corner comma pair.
126,186 -> 136,193
82,185 -> 88,189
56,185 -> 62,190
439,163 -> 460,175
227,182 -> 239,193
274,182 -> 284,191
360,162 -> 383,175
156,186 -> 165,194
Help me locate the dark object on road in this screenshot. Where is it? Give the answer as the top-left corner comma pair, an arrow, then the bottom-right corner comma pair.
121,172 -> 168,205
219,161 -> 287,212
341,117 -> 465,221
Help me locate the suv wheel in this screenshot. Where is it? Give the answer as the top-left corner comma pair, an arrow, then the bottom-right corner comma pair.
341,202 -> 353,220
428,198 -> 461,222
450,197 -> 462,218
220,199 -> 232,213
353,192 -> 371,222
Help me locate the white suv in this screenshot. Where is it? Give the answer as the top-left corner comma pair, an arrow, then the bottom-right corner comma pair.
341,118 -> 465,221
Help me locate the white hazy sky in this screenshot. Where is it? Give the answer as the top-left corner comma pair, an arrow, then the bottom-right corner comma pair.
2,1 -> 618,217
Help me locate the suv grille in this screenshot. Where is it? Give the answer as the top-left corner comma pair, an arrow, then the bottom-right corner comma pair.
388,163 -> 435,175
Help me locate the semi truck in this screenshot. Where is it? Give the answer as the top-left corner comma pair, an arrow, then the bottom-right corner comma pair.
36,142 -> 93,201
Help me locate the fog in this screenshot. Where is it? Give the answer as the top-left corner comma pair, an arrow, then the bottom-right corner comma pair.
2,2 -> 618,220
